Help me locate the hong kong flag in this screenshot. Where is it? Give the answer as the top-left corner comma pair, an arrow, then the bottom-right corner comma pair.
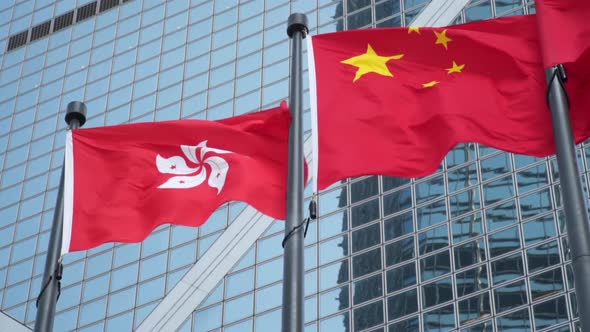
63,103 -> 293,254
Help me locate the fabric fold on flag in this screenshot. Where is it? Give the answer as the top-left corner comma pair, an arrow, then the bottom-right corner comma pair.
63,103 -> 294,254
308,15 -> 590,191
535,0 -> 590,67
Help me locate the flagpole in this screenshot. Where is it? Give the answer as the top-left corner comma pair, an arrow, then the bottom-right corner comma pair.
34,101 -> 87,332
283,13 -> 308,332
545,65 -> 590,330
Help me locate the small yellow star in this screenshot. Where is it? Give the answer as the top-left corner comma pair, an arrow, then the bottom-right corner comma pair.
446,61 -> 465,74
408,26 -> 420,34
423,80 -> 440,88
341,44 -> 404,82
434,30 -> 452,50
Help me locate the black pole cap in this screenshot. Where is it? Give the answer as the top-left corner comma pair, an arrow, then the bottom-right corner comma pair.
287,13 -> 308,38
65,101 -> 87,127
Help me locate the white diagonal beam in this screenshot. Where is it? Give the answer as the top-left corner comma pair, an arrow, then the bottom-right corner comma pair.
0,311 -> 32,332
410,0 -> 470,27
137,138 -> 313,332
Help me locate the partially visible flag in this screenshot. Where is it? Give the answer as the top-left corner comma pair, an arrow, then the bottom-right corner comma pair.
535,0 -> 590,67
307,15 -> 590,190
63,103 -> 293,254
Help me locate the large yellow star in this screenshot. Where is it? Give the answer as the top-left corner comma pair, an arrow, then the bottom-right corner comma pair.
446,61 -> 465,74
423,80 -> 440,88
434,30 -> 452,50
341,44 -> 404,82
408,26 -> 420,34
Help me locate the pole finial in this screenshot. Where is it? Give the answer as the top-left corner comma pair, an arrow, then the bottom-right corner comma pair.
65,101 -> 87,127
287,13 -> 308,38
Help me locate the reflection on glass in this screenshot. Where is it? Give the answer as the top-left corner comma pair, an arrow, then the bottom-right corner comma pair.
351,198 -> 380,228
420,250 -> 451,281
386,237 -> 415,267
526,240 -> 560,273
387,288 -> 418,320
488,226 -> 520,258
450,188 -> 480,218
519,188 -> 552,219
496,307 -> 530,331
458,292 -> 491,326
457,264 -> 489,297
353,300 -> 383,330
415,175 -> 444,205
516,163 -> 548,193
529,267 -> 564,301
523,214 -> 557,246
533,295 -> 568,330
320,285 -> 349,318
351,176 -> 378,203
423,303 -> 455,331
452,213 -> 483,243
483,175 -> 514,205
465,0 -> 492,23
353,274 -> 383,305
384,211 -> 413,241
388,316 -> 419,332
417,199 -> 446,229
485,200 -> 517,231
494,280 -> 528,313
454,238 -> 486,270
352,247 -> 381,278
352,223 -> 381,253
383,187 -> 413,217
419,224 -> 449,255
386,262 -> 416,293
491,253 -> 524,285
422,276 -> 453,308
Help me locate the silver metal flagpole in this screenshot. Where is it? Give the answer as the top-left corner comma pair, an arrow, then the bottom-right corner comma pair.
282,13 -> 308,332
545,65 -> 590,331
34,101 -> 87,332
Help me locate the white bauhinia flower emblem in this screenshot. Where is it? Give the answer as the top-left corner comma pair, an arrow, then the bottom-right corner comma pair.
156,140 -> 232,194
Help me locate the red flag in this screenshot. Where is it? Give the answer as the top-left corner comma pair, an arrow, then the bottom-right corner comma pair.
535,0 -> 590,67
63,104 -> 292,254
308,15 -> 590,190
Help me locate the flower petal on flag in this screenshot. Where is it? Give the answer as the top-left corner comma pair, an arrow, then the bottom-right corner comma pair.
156,155 -> 199,175
181,145 -> 199,164
197,140 -> 232,161
205,156 -> 229,194
158,168 -> 207,189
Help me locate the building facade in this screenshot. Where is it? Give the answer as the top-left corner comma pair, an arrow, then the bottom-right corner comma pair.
0,0 -> 580,331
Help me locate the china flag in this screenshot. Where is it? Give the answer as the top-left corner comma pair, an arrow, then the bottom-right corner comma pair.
308,15 -> 590,190
63,104 -> 292,254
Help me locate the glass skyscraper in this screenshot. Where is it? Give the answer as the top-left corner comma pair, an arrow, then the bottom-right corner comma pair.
0,0 -> 579,331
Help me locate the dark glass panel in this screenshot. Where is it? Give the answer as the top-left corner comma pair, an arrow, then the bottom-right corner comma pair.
353,247 -> 382,278
387,288 -> 418,320
422,277 -> 453,308
385,237 -> 415,266
420,250 -> 451,281
454,238 -> 486,270
533,295 -> 568,330
353,274 -> 383,305
458,292 -> 491,326
384,211 -> 413,241
386,262 -> 416,293
494,280 -> 528,313
353,300 -> 384,331
491,253 -> 524,285
352,222 -> 381,253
